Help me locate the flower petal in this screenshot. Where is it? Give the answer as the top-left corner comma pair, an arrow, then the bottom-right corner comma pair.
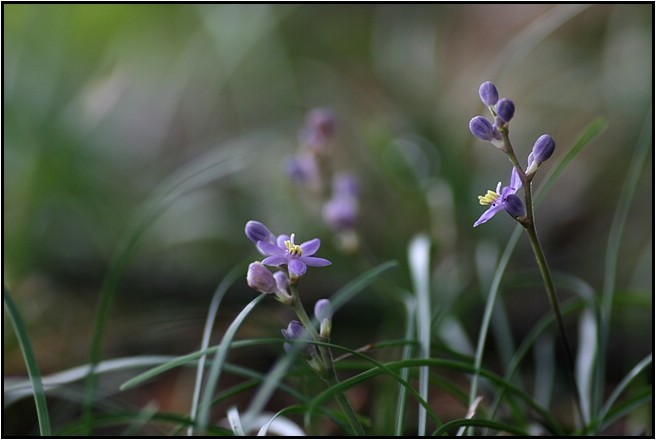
257,240 -> 285,256
504,194 -> 525,218
473,204 -> 505,227
300,238 -> 320,256
262,255 -> 288,266
276,234 -> 290,249
509,167 -> 522,192
288,259 -> 307,277
302,256 -> 332,267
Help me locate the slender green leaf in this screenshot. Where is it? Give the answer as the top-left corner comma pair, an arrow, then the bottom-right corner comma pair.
227,406 -> 246,436
4,285 -> 52,436
433,417 -> 530,437
188,262 -> 245,435
408,234 -> 431,436
197,293 -> 268,434
394,295 -> 416,436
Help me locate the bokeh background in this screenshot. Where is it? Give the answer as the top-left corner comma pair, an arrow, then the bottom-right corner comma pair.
4,4 -> 653,435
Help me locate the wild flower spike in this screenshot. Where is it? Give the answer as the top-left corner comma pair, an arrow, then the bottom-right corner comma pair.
479,81 -> 499,106
526,134 -> 555,176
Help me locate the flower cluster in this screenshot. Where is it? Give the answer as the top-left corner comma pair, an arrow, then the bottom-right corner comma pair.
469,81 -> 555,227
245,220 -> 335,373
285,108 -> 362,252
245,220 -> 331,283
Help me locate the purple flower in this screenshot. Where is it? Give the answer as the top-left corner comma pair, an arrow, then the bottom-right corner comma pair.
474,167 -> 525,227
323,195 -> 358,231
257,233 -> 331,278
246,261 -> 276,293
479,81 -> 499,106
526,134 -> 555,175
281,320 -> 317,357
496,98 -> 515,124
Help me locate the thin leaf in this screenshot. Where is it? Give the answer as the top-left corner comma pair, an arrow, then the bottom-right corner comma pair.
196,293 -> 268,434
408,234 -> 431,436
188,263 -> 245,436
227,406 -> 245,436
575,308 -> 597,425
394,295 -> 417,436
595,111 -> 652,417
4,285 -> 52,436
433,417 -> 530,437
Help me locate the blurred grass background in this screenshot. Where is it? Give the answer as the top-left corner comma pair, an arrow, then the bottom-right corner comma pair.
3,4 -> 652,435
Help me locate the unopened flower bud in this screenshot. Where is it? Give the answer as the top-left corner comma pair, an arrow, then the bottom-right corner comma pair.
314,299 -> 333,321
504,194 -> 525,218
496,99 -> 515,123
479,81 -> 499,106
526,134 -> 555,176
302,108 -> 336,153
469,116 -> 495,141
245,221 -> 274,245
246,262 -> 276,294
314,299 -> 333,339
281,320 -> 317,358
272,271 -> 292,304
332,173 -> 360,198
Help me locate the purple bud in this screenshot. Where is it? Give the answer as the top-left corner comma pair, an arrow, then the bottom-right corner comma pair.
504,194 -> 525,218
531,134 -> 555,164
301,108 -> 335,152
281,320 -> 316,357
332,173 -> 360,198
245,221 -> 274,244
469,116 -> 495,141
479,81 -> 499,106
496,99 -> 515,123
273,271 -> 289,292
323,196 -> 358,231
285,154 -> 320,184
246,262 -> 276,293
314,299 -> 333,321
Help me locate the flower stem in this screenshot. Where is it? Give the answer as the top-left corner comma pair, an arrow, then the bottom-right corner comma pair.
502,130 -> 584,427
289,284 -> 366,435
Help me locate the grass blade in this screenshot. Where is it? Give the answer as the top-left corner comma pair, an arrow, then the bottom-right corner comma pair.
4,285 -> 52,436
394,295 -> 416,436
595,111 -> 653,417
408,234 -> 431,436
196,293 -> 268,434
227,406 -> 245,436
187,263 -> 245,436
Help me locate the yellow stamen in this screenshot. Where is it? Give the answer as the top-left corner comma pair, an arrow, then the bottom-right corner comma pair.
478,190 -> 499,206
285,233 -> 303,256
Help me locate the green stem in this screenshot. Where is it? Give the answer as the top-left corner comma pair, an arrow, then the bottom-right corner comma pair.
289,283 -> 365,435
501,129 -> 584,427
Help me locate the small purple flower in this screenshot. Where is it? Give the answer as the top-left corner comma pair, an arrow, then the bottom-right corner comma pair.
474,167 -> 525,227
246,261 -> 276,293
526,134 -> 555,175
285,153 -> 320,184
496,98 -> 515,124
281,320 -> 317,357
257,233 -> 331,278
323,195 -> 358,231
479,81 -> 499,106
